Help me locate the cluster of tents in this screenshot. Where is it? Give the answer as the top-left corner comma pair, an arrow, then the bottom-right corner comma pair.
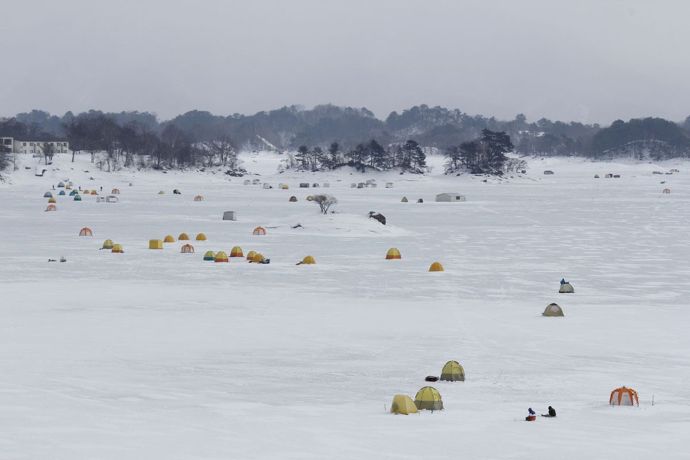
390,361 -> 464,414
43,182 -> 122,211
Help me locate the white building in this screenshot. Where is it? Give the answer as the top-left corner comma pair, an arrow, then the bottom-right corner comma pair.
0,136 -> 70,154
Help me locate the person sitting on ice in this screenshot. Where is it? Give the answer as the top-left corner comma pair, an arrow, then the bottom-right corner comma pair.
542,406 -> 556,417
525,408 -> 536,421
560,278 -> 567,285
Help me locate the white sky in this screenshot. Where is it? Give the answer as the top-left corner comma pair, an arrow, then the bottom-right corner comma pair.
2,0 -> 690,123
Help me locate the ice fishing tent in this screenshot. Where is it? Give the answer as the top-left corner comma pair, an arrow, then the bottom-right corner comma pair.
196,233 -> 207,241
73,194 -> 82,201
249,252 -> 265,263
386,248 -> 401,260
223,211 -> 236,221
230,246 -> 243,258
246,250 -> 257,261
111,244 -> 124,253
289,196 -> 298,202
69,190 -> 78,196
79,227 -> 93,236
610,387 -> 639,406
280,184 -> 289,190
194,195 -> 204,201
45,204 -> 56,212
440,360 -> 465,382
214,251 -> 229,262
149,239 -> 164,249
299,255 -> 316,265
252,226 -> 266,236
203,250 -> 215,261
178,232 -> 190,241
435,193 -> 466,202
181,244 -> 195,253
390,395 -> 418,415
663,188 -> 671,194
57,182 -> 65,188
44,192 -> 53,198
164,235 -> 176,243
429,261 -> 444,272
543,303 -> 564,317
102,239 -> 114,249
414,386 -> 443,411
559,282 -> 574,293
401,197 -> 408,202
48,197 -> 57,203
111,188 -> 120,194
106,195 -> 119,203
58,190 -> 66,196
158,191 -> 165,195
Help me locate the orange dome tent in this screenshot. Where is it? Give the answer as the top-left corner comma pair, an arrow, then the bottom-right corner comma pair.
79,227 -> 93,236
386,248 -> 401,260
45,204 -> 57,212
181,244 -> 195,253
178,232 -> 190,241
230,246 -> 244,258
429,261 -> 444,272
252,226 -> 266,236
610,387 -> 639,406
164,235 -> 176,243
111,188 -> 120,194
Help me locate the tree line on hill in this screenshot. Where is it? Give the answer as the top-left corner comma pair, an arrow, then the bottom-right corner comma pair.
3,105 -> 690,174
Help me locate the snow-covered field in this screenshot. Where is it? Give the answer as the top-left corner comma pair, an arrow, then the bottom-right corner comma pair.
1,152 -> 689,459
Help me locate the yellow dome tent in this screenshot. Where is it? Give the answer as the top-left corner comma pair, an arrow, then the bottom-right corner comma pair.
386,248 -> 401,260
246,250 -> 257,261
181,244 -> 195,253
111,244 -> 124,253
230,246 -> 244,258
164,235 -> 176,243
102,239 -> 114,249
48,197 -> 57,203
214,251 -> 229,262
203,250 -> 215,261
440,360 -> 465,382
543,303 -> 564,317
195,233 -> 207,241
178,232 -> 190,241
79,227 -> 93,236
250,252 -> 265,263
414,386 -> 443,411
429,261 -> 444,272
390,395 -> 418,415
299,255 -> 316,265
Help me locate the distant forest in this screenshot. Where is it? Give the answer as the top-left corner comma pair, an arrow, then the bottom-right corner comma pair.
2,105 -> 690,174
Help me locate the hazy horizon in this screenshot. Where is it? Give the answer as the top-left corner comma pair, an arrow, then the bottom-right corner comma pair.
3,0 -> 690,124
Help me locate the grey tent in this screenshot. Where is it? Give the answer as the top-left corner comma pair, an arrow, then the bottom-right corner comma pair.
543,303 -> 564,317
559,282 -> 574,293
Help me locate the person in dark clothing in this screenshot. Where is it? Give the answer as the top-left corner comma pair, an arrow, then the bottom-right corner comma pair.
542,406 -> 557,417
560,278 -> 567,285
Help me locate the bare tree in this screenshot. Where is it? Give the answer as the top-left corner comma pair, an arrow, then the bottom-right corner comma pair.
313,194 -> 337,214
203,135 -> 236,167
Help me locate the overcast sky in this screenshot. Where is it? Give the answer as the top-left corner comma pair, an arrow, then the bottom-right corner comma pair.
2,0 -> 690,124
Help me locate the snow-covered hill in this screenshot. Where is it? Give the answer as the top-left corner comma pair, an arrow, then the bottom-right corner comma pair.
1,152 -> 689,459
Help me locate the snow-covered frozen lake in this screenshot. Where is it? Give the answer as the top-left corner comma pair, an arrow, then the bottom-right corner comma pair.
1,153 -> 688,459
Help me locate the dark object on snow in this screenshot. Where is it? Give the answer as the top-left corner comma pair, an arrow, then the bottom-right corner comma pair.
173,189 -> 181,194
368,211 -> 386,225
259,258 -> 271,264
48,259 -> 57,262
560,278 -> 567,285
525,407 -> 536,421
291,224 -> 303,229
60,257 -> 67,263
417,198 -> 423,203
425,376 -> 439,382
541,406 -> 557,417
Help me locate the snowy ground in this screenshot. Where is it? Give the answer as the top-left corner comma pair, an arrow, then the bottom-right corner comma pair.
1,152 -> 689,459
